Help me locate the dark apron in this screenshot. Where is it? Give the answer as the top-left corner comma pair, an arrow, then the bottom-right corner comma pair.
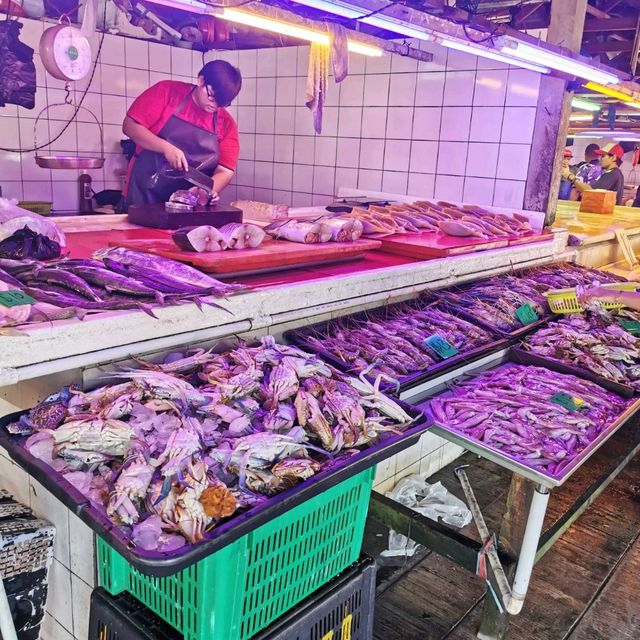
124,89 -> 219,209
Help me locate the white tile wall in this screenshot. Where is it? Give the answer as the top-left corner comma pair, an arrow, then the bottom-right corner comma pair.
224,42 -> 539,208
1,24 -> 540,210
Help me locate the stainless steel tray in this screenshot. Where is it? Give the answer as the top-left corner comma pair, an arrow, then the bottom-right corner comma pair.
413,352 -> 640,488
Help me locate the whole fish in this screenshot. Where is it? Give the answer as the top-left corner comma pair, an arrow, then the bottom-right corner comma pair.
27,267 -> 102,301
0,266 -> 23,288
94,247 -> 238,294
69,265 -> 164,303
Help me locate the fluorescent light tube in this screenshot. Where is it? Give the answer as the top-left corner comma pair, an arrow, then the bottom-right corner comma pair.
287,0 -> 432,40
441,40 -> 549,73
143,0 -> 382,56
584,82 -> 633,102
571,97 -> 601,112
501,40 -> 619,85
290,0 -> 554,73
219,8 -> 383,56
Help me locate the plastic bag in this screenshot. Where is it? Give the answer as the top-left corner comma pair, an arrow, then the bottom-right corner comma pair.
381,474 -> 472,558
0,198 -> 65,249
0,226 -> 61,260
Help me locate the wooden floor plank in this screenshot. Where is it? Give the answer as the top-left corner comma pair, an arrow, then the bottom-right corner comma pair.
568,534 -> 640,640
373,433 -> 640,640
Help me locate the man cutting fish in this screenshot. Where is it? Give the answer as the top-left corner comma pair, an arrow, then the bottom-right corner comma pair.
121,60 -> 241,210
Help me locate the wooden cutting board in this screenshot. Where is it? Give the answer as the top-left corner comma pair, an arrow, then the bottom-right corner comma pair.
378,232 -> 508,258
108,237 -> 383,274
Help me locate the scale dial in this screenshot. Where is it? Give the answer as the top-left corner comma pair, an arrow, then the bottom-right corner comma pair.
40,24 -> 93,82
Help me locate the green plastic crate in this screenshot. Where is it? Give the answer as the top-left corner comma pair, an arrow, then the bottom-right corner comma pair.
97,466 -> 375,640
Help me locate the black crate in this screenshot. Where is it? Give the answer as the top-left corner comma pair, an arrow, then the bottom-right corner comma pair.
88,556 -> 376,640
255,555 -> 376,640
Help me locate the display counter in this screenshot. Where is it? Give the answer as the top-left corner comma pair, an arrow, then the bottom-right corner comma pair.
553,200 -> 640,267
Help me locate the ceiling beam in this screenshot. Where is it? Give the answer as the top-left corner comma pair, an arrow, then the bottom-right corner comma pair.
630,13 -> 640,75
599,0 -> 625,11
583,16 -> 638,32
583,39 -> 634,53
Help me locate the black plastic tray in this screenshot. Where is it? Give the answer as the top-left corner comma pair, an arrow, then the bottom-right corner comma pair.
0,402 -> 429,577
510,346 -> 637,398
437,300 -> 549,340
285,308 -> 507,395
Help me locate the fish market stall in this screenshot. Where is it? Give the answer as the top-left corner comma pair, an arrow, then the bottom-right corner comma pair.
5,195 -> 635,640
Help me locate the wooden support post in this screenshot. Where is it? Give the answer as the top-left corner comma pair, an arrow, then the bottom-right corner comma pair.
523,0 -> 588,226
477,474 -> 535,640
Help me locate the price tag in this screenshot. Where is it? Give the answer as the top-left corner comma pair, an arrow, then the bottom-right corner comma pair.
550,392 -> 585,412
0,290 -> 36,308
619,319 -> 640,335
424,334 -> 458,360
515,303 -> 539,326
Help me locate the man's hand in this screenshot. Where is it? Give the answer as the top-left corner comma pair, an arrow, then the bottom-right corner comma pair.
162,143 -> 189,172
188,186 -> 219,206
561,166 -> 571,180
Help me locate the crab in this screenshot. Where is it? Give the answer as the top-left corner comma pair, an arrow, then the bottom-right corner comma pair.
107,454 -> 155,525
294,389 -> 335,450
50,418 -> 134,457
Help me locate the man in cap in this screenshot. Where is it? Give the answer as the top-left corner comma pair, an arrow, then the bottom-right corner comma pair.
574,143 -> 603,185
563,143 -> 625,205
558,148 -> 574,200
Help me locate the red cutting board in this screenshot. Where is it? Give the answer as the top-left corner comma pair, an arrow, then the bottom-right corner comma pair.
65,229 -> 170,259
108,237 -> 383,274
507,229 -> 554,246
378,232 -> 508,258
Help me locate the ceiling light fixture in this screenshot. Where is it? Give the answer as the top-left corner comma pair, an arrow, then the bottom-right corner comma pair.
289,0 -> 551,73
501,40 -> 619,85
218,7 -> 383,56
571,97 -> 601,112
583,82 -> 633,101
440,40 -> 549,73
143,0 -> 382,56
284,0 -> 433,40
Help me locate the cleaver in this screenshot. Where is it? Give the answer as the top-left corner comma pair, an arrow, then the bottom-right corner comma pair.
161,165 -> 214,194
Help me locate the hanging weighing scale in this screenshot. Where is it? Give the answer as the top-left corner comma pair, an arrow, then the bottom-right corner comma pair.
39,22 -> 93,81
34,15 -> 104,169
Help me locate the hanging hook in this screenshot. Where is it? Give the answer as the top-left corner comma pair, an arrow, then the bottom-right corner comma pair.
64,82 -> 73,106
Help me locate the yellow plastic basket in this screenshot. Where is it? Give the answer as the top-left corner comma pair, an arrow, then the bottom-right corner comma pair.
544,282 -> 638,314
18,201 -> 52,216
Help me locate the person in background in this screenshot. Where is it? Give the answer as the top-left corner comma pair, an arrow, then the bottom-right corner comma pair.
562,143 -> 625,205
121,60 -> 241,210
558,148 -> 574,200
574,143 -> 603,185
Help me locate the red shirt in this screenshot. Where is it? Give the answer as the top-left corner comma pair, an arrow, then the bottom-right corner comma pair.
123,81 -> 239,194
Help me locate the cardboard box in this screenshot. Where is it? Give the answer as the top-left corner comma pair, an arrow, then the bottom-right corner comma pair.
580,189 -> 616,214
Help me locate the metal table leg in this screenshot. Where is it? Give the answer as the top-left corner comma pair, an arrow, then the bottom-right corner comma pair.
477,474 -> 534,640
506,485 -> 550,615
